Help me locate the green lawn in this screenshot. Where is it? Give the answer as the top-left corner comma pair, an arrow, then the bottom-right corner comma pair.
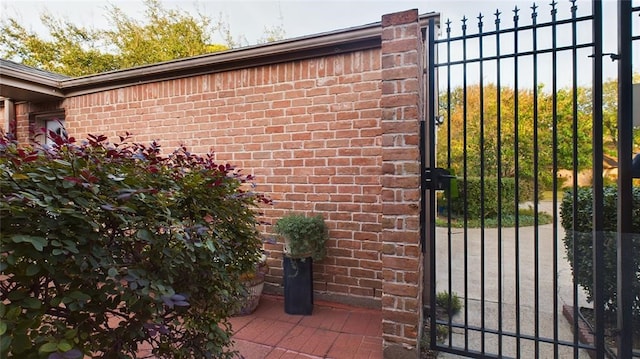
435,208 -> 553,228
542,190 -> 567,201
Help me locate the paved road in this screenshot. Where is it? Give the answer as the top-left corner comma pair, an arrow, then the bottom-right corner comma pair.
433,201 -> 591,358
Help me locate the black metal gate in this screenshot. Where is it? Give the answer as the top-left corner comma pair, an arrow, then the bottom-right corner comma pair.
423,1 -> 639,358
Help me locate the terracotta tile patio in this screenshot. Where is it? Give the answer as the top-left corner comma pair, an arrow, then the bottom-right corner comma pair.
229,294 -> 383,359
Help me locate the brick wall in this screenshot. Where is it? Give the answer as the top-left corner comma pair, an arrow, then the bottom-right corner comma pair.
59,50 -> 386,306
8,10 -> 427,357
380,10 -> 424,357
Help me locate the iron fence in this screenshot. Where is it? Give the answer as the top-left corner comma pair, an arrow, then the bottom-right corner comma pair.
424,1 -> 638,358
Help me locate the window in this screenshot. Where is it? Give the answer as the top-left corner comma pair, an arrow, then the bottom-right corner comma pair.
44,119 -> 66,144
29,110 -> 66,145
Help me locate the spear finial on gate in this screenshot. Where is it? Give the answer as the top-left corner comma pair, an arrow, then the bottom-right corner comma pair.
570,0 -> 577,14
477,13 -> 484,30
513,6 -> 520,24
445,18 -> 452,36
494,9 -> 501,26
550,1 -> 557,16
461,16 -> 468,32
531,3 -> 538,19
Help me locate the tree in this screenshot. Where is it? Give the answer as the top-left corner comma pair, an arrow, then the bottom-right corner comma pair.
0,131 -> 271,358
0,13 -> 120,76
437,83 -> 594,198
104,0 -> 225,70
600,74 -> 640,155
1,0 -> 285,77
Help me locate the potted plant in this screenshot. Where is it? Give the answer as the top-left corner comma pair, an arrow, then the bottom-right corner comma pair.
233,252 -> 269,316
273,213 -> 328,315
275,213 -> 328,261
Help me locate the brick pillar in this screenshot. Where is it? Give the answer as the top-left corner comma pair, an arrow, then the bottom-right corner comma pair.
380,9 -> 424,359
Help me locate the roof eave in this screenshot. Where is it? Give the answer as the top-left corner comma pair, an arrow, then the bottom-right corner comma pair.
0,11 -> 439,100
61,25 -> 382,97
0,66 -> 65,101
62,12 -> 439,97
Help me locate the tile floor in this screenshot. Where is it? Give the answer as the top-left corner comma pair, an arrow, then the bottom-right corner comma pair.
229,294 -> 383,359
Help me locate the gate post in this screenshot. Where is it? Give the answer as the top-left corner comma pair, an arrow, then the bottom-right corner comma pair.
616,1 -> 635,356
380,9 -> 424,358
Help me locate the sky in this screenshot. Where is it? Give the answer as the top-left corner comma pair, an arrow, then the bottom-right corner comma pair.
0,0 -> 616,45
1,0 -> 638,88
0,1 -> 537,42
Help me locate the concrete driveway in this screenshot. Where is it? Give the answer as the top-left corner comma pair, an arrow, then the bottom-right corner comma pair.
433,201 -> 591,358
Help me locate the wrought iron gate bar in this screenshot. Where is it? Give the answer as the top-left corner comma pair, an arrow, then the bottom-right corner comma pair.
512,7 -> 522,357
550,3 -> 560,356
590,1 -> 605,359
445,16 -> 455,349
494,12 -> 504,357
478,11 -> 487,356
423,0 -> 636,357
433,15 -> 594,43
531,5 -> 541,357
616,1 -> 635,357
426,18 -> 438,353
570,2 -> 583,357
431,45 -> 597,68
461,13 -> 470,352
434,319 -> 599,350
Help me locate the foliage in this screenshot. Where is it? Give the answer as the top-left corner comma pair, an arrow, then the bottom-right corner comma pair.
438,77 -> 640,194
438,176 -> 554,227
0,131 -> 270,358
238,253 -> 269,286
0,12 -> 119,76
435,209 -> 553,228
256,9 -> 286,45
560,186 -> 640,322
0,0 -> 283,76
599,74 -> 640,154
258,23 -> 286,44
274,214 -> 328,261
437,83 -> 596,193
421,291 -> 463,356
420,322 -> 448,355
104,0 -> 224,70
435,291 -> 462,317
443,177 -> 518,218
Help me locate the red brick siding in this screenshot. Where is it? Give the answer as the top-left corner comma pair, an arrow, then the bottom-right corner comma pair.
380,9 -> 424,356
13,101 -> 63,144
60,49 -> 385,302
7,10 -> 431,356
0,104 -> 5,133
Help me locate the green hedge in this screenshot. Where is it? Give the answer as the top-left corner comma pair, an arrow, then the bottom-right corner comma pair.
444,177 -> 523,218
560,186 -> 640,321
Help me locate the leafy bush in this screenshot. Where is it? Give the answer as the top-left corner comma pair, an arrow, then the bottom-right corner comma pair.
517,177 -> 540,202
444,177 -> 518,218
560,186 -> 640,322
274,213 -> 328,261
435,291 -> 462,317
0,132 -> 270,358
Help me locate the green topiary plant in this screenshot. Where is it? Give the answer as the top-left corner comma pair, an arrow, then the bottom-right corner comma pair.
274,213 -> 328,261
0,131 -> 270,358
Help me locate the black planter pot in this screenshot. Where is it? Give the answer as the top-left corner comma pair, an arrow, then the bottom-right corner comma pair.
283,257 -> 313,315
